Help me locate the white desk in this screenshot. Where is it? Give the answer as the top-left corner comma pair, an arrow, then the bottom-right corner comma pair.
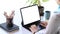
0,11 -> 45,34
35,29 -> 46,34
21,26 -> 32,34
0,11 -> 33,34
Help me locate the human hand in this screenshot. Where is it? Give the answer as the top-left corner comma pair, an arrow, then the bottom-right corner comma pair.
40,21 -> 47,27
4,11 -> 15,19
29,25 -> 38,34
4,11 -> 15,27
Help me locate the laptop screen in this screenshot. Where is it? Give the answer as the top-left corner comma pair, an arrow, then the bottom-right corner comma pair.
20,5 -> 40,25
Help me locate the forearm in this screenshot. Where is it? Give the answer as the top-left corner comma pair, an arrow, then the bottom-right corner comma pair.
46,14 -> 60,34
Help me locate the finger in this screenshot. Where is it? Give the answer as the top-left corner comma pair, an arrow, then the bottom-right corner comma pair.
10,11 -> 15,17
4,11 -> 9,17
4,11 -> 7,15
10,10 -> 15,15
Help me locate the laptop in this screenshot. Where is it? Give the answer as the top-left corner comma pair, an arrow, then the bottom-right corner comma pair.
20,4 -> 41,31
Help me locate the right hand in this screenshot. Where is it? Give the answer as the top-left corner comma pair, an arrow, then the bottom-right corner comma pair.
29,25 -> 38,34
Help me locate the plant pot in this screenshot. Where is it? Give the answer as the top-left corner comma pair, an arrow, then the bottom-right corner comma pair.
38,6 -> 44,16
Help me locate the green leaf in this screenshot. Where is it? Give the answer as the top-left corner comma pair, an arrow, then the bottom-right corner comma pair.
33,0 -> 38,4
30,0 -> 37,5
42,0 -> 49,2
32,0 -> 41,6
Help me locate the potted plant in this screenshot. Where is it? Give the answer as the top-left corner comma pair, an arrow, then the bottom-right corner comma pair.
26,0 -> 48,16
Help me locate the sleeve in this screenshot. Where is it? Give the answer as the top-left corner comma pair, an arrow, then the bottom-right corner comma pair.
45,13 -> 60,34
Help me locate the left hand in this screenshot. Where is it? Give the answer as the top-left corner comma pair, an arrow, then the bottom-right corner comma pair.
40,21 -> 47,27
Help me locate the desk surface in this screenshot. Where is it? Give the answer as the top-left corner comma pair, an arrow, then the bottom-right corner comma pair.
0,20 -> 45,34
0,11 -> 45,34
0,24 -> 32,34
0,11 -> 33,34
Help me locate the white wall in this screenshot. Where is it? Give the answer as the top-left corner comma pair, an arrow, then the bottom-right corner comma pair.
0,0 -> 58,34
40,0 -> 59,18
0,0 -> 27,23
0,0 -> 58,25
42,0 -> 57,10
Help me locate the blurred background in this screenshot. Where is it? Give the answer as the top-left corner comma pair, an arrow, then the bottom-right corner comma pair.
0,0 -> 58,34
0,0 -> 58,24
